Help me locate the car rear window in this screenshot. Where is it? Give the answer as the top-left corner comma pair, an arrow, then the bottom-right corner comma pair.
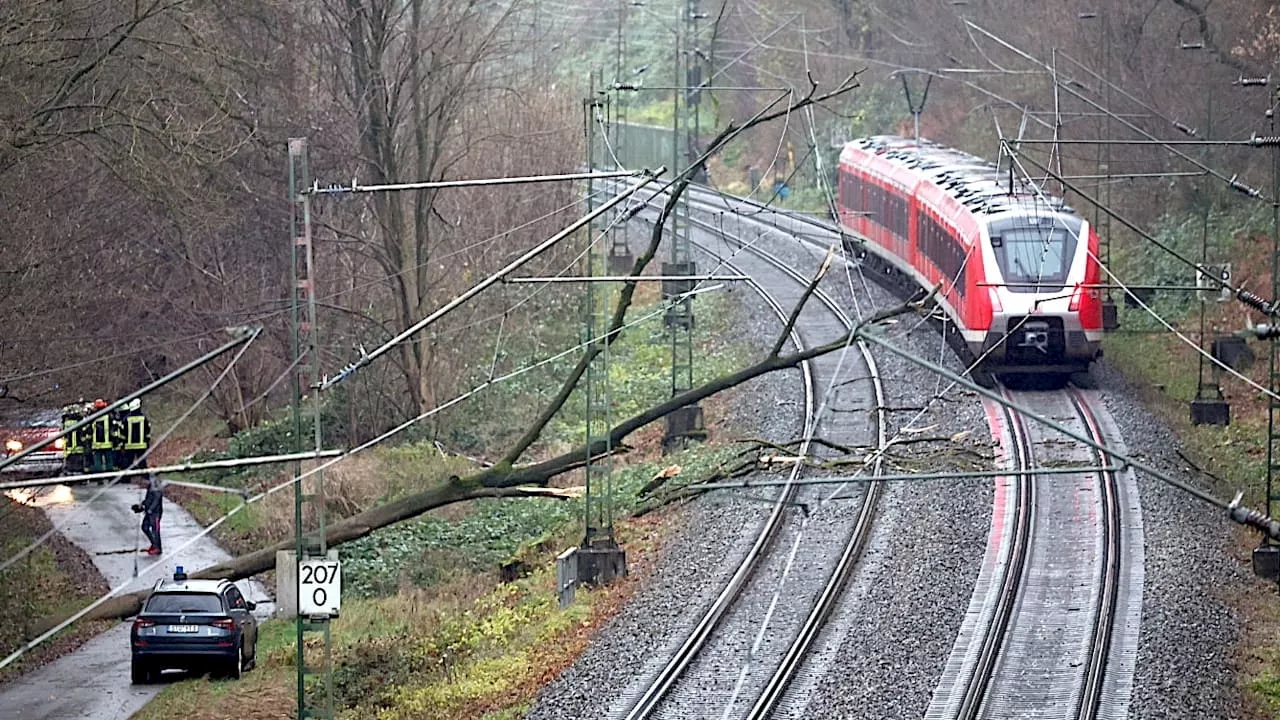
145,592 -> 224,614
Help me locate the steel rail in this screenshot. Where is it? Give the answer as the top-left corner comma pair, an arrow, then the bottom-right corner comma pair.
954,391 -> 1036,719
673,182 -> 1124,718
615,179 -> 885,718
620,222 -> 818,720
739,233 -> 886,720
1069,389 -> 1122,720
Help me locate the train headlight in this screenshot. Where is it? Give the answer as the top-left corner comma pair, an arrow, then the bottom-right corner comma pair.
4,439 -> 22,454
53,437 -> 66,451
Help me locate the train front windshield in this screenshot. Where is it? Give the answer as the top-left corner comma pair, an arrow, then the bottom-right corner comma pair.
990,221 -> 1079,292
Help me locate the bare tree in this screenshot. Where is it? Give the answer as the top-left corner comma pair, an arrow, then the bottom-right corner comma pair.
311,0 -> 582,419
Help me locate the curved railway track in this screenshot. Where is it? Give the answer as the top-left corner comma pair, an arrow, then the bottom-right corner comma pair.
929,386 -> 1128,720
617,186 -> 887,720
605,180 -> 1137,718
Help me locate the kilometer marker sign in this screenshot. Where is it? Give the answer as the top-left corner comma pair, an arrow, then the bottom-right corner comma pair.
299,558 -> 341,616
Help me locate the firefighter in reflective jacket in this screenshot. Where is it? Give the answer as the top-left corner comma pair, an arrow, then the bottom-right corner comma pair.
118,399 -> 150,470
61,402 -> 87,473
89,399 -> 114,473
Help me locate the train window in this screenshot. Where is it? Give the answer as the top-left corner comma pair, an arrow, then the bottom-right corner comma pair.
916,209 -> 967,294
991,225 -> 1076,291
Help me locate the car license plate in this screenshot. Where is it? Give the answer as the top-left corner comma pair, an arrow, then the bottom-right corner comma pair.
167,625 -> 198,633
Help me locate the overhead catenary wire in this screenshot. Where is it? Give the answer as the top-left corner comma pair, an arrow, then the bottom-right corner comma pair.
317,171 -> 664,390
1,183 -> 610,395
324,79 -> 830,391
305,169 -> 643,196
0,450 -> 343,491
963,20 -> 1277,204
999,143 -> 1280,403
4,127 -> 868,667
857,327 -> 1242,514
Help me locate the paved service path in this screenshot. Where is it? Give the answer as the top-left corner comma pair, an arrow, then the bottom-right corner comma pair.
0,482 -> 273,720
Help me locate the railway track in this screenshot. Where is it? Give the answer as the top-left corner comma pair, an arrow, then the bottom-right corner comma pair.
927,386 -> 1137,720
606,180 -> 1139,718
615,185 -> 887,719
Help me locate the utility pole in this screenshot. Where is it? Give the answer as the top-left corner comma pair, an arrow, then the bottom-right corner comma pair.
288,138 -> 334,720
1259,80 -> 1280,582
1188,46 -> 1229,426
661,6 -> 704,452
1080,10 -> 1120,331
578,73 -> 626,587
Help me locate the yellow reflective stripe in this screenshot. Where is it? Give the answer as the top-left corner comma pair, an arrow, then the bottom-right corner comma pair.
124,416 -> 147,450
91,417 -> 113,449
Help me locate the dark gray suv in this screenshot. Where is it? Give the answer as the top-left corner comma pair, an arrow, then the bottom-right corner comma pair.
130,568 -> 258,683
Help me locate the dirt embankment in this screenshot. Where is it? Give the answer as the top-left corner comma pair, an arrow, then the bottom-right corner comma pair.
0,494 -> 112,683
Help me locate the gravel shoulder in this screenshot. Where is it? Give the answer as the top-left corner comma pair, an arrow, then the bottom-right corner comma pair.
1091,361 -> 1254,719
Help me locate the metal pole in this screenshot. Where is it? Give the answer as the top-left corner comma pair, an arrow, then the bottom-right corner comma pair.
1194,75 -> 1216,412
289,137 -> 333,720
288,137 -> 307,720
584,72 -> 598,546
662,20 -> 702,452
1268,101 -> 1280,524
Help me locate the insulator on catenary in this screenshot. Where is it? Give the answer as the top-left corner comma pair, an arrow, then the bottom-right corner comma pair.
1229,493 -> 1280,540
1228,174 -> 1263,197
1174,121 -> 1198,137
1250,134 -> 1280,147
1234,288 -> 1280,316
1236,76 -> 1271,86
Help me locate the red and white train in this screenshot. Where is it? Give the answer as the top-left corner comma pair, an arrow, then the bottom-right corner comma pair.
836,135 -> 1103,381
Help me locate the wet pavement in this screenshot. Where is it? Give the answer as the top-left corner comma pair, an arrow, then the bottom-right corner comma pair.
0,482 -> 273,719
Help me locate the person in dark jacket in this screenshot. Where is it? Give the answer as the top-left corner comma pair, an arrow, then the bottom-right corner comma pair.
130,474 -> 163,555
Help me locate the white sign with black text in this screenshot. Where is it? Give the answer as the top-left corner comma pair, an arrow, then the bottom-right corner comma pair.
298,558 -> 341,616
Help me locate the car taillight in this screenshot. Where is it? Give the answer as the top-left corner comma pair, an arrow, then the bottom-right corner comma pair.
133,619 -> 155,630
212,618 -> 235,630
